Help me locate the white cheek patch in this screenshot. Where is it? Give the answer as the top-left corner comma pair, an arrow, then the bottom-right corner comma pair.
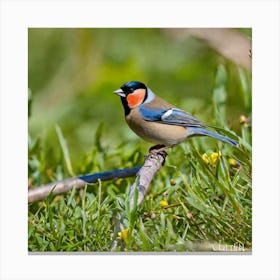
161,108 -> 174,120
144,88 -> 156,103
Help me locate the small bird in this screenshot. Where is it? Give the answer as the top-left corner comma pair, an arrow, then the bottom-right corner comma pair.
114,81 -> 238,150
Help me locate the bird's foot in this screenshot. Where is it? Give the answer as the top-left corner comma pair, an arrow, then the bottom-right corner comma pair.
146,145 -> 169,166
148,144 -> 170,156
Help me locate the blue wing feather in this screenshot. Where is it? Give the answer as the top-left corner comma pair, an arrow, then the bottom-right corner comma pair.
139,105 -> 205,127
138,106 -> 167,121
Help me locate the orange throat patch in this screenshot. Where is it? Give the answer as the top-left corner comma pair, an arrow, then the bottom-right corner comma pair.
127,89 -> 146,108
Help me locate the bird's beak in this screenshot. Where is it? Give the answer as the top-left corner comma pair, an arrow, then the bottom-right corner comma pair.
114,88 -> 126,97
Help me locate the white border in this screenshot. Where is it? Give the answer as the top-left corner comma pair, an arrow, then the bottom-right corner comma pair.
1,0 -> 280,279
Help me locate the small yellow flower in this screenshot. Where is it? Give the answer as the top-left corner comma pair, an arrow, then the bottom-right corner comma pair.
210,151 -> 221,165
202,153 -> 210,164
117,228 -> 129,243
202,151 -> 221,165
160,200 -> 168,207
228,158 -> 237,166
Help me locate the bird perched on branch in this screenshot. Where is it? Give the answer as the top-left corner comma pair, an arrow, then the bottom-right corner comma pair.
114,81 -> 238,151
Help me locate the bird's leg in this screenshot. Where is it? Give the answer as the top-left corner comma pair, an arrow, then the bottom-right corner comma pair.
147,144 -> 169,166
149,144 -> 172,154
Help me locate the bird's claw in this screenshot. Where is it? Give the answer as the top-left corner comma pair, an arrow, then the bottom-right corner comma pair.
147,145 -> 169,165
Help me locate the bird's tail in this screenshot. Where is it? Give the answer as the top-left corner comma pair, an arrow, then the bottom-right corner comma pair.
188,127 -> 238,147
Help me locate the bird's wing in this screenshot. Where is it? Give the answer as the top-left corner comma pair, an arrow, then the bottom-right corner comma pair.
139,105 -> 205,127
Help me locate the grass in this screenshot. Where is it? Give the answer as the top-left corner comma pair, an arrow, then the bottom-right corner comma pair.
28,134 -> 251,252
28,66 -> 252,252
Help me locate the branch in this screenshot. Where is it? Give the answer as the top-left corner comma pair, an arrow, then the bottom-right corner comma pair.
128,149 -> 167,209
28,167 -> 140,203
29,148 -> 167,205
110,147 -> 167,250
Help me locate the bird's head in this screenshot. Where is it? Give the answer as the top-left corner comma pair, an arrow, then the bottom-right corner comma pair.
114,81 -> 153,111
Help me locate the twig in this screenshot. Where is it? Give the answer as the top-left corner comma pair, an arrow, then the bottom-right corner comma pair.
28,167 -> 140,203
128,150 -> 167,209
110,148 -> 168,251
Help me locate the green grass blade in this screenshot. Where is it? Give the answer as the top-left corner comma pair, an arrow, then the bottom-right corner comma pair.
55,124 -> 75,177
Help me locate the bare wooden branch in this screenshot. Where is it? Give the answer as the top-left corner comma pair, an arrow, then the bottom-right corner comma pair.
128,150 -> 167,209
28,167 -> 140,203
110,148 -> 168,251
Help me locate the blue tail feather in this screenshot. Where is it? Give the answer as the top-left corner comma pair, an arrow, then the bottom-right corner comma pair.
188,127 -> 238,147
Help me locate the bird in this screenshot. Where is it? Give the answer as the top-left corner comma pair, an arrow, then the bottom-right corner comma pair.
114,81 -> 238,151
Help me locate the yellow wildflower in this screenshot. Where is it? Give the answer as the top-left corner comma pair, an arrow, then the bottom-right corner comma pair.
228,158 -> 237,166
202,153 -> 210,164
117,228 -> 129,243
160,200 -> 168,207
210,151 -> 221,165
202,151 -> 221,165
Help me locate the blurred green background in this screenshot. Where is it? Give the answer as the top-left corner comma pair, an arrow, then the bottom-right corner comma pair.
28,28 -> 251,176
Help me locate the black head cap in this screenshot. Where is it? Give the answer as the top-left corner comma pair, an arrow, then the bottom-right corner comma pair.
120,81 -> 147,95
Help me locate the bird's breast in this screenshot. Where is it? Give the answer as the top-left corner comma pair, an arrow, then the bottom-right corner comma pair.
126,108 -> 187,146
